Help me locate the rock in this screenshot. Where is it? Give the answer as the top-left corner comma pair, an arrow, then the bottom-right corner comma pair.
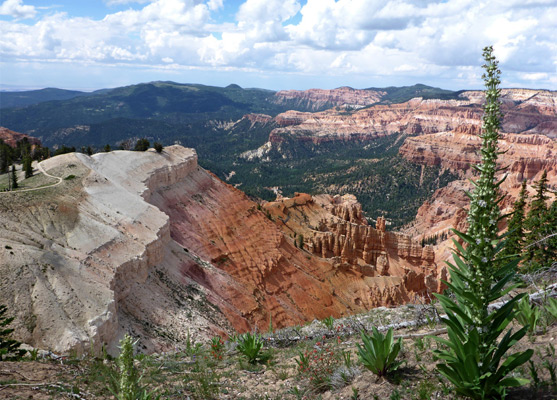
272,87 -> 385,111
263,193 -> 442,309
0,127 -> 41,147
244,89 -> 557,160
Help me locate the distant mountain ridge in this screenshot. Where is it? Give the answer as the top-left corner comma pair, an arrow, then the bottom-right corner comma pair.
0,87 -> 91,108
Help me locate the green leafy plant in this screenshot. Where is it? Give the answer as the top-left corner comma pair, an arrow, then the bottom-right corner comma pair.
515,296 -> 541,334
184,329 -> 203,356
209,336 -> 225,361
322,316 -> 335,330
544,297 -> 557,324
110,334 -> 160,400
296,337 -> 345,392
184,357 -> 221,400
0,304 -> 26,361
431,46 -> 533,400
236,331 -> 264,364
356,327 -> 402,377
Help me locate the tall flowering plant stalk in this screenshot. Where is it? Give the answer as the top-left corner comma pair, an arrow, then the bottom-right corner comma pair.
432,46 -> 533,399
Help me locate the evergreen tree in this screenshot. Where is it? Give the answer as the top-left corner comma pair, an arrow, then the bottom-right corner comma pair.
11,165 -> 18,189
524,170 -> 550,270
104,144 -> 112,152
23,156 -> 33,179
538,198 -> 557,266
0,304 -> 26,361
154,142 -> 163,153
502,180 -> 528,260
0,144 -> 10,174
134,139 -> 150,152
297,234 -> 304,249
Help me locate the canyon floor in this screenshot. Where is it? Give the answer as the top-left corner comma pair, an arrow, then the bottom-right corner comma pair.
1,294 -> 556,400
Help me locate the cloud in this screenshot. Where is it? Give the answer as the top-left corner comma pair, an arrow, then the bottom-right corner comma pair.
0,0 -> 36,19
104,0 -> 150,6
0,0 -> 556,89
206,0 -> 223,11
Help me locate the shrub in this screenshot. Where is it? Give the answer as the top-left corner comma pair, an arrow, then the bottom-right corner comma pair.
432,46 -> 532,400
109,334 -> 159,400
0,304 -> 26,361
321,316 -> 335,330
154,142 -> 163,153
357,327 -> 402,377
515,296 -> 541,334
236,332 -> 263,364
209,336 -> 225,361
134,139 -> 150,152
544,297 -> 557,324
296,337 -> 349,392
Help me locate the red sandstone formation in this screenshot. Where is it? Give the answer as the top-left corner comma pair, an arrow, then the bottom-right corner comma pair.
262,193 -> 444,309
243,89 -> 557,159
399,129 -> 557,263
0,126 -> 41,147
273,87 -> 385,111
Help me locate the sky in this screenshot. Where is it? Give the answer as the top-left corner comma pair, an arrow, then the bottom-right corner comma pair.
0,0 -> 556,92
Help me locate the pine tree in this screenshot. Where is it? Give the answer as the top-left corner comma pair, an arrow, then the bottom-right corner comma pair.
134,139 -> 150,152
23,156 -> 33,179
524,170 -> 549,270
502,180 -> 528,260
0,304 -> 26,361
0,143 -> 10,174
11,165 -> 18,189
538,198 -> 557,266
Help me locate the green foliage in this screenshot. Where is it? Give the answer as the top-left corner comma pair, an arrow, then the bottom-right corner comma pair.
104,144 -> 112,152
10,165 -> 18,189
236,332 -> 264,364
524,170 -> 552,270
209,336 -> 225,361
432,46 -> 532,400
297,233 -> 304,249
321,316 -> 335,330
514,297 -> 541,334
54,145 -> 76,156
64,174 -> 76,180
23,156 -> 32,178
502,180 -> 528,260
0,87 -> 87,108
111,334 -> 160,400
543,297 -> 557,325
296,337 -> 347,392
0,304 -> 26,361
153,142 -> 163,153
134,138 -> 150,152
356,327 -> 403,377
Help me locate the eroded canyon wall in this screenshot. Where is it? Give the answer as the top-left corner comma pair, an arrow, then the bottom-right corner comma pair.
0,145 -> 444,355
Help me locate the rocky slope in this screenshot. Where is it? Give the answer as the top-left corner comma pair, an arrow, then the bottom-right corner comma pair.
263,193 -> 444,308
0,145 -> 442,355
243,89 -> 557,160
0,126 -> 42,147
272,87 -> 386,111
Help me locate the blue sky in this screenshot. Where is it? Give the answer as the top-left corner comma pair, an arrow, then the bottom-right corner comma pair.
1,0 -> 556,92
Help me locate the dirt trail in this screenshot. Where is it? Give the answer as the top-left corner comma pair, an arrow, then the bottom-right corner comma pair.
0,161 -> 62,194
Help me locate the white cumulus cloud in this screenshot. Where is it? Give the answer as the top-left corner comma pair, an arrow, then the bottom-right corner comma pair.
0,0 -> 36,19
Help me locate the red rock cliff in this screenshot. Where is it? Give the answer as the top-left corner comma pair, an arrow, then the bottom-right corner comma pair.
263,193 -> 444,309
